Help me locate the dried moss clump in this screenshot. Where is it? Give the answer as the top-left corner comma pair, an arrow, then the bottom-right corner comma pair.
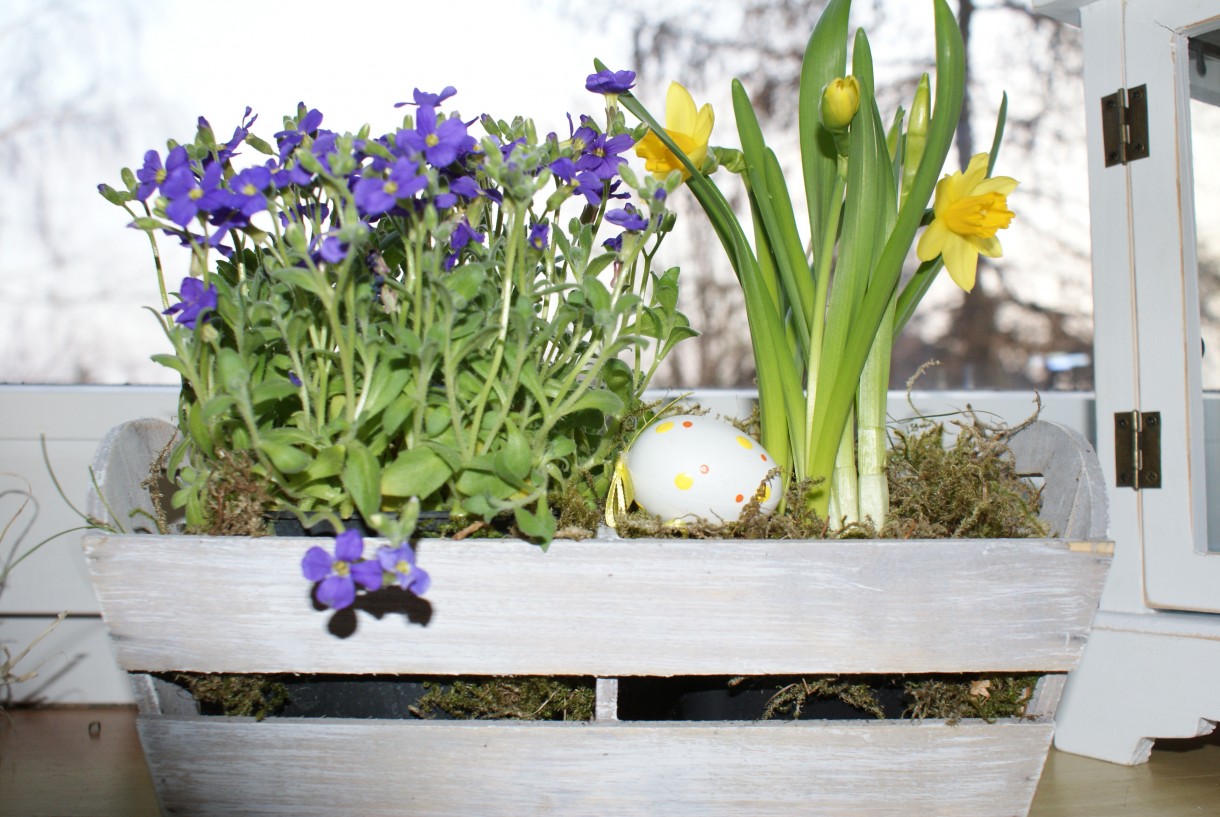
193,451 -> 276,537
761,676 -> 886,720
175,673 -> 289,720
412,676 -> 595,721
881,414 -> 1047,540
904,674 -> 1040,723
759,674 -> 1039,723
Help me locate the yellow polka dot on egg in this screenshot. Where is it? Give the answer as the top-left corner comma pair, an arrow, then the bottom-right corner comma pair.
674,472 -> 694,491
735,435 -> 753,449
655,422 -> 675,434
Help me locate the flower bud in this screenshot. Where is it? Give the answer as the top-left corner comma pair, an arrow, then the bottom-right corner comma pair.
820,76 -> 861,134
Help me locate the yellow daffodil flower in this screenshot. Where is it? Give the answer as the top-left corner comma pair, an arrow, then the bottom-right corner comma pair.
915,152 -> 1018,292
634,81 -> 714,180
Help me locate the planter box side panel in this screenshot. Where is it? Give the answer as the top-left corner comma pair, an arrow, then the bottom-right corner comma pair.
137,716 -> 1053,817
83,533 -> 1112,676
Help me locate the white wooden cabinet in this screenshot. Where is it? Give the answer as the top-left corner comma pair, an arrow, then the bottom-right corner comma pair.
1034,0 -> 1220,764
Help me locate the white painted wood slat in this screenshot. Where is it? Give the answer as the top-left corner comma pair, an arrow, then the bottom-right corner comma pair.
136,716 -> 1054,817
83,532 -> 1110,677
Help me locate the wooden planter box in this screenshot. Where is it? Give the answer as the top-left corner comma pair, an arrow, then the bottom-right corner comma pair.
83,418 -> 1112,817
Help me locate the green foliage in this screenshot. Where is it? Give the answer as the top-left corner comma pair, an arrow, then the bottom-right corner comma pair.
103,97 -> 695,545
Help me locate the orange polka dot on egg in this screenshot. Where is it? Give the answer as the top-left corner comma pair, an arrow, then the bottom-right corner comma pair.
682,420 -> 693,428
735,493 -> 744,503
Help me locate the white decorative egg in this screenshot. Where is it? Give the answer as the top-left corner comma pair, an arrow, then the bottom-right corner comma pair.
625,414 -> 782,522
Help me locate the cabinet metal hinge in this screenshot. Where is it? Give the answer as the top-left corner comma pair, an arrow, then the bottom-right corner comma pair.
1114,410 -> 1161,489
1101,85 -> 1150,167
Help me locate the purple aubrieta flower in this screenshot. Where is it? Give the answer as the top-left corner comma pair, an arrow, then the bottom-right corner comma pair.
228,166 -> 272,217
603,234 -> 624,252
395,86 -> 458,109
447,175 -> 482,200
274,106 -> 324,161
135,145 -> 191,202
319,235 -> 349,263
575,132 -> 634,181
396,110 -> 476,168
301,530 -> 385,610
548,157 -> 577,182
135,148 -> 177,201
444,218 -> 486,270
353,157 -> 428,217
570,123 -> 597,156
162,160 -> 228,227
528,222 -> 549,251
163,277 -> 218,329
450,218 -> 485,252
605,203 -> 648,231
216,106 -> 257,163
375,543 -> 431,595
586,69 -> 636,95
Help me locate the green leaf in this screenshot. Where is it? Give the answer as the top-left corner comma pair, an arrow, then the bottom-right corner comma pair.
799,0 -> 851,265
562,388 -> 623,419
382,393 -> 415,439
304,445 -> 346,481
342,440 -> 382,520
201,395 -> 237,422
445,265 -> 486,307
185,401 -> 215,459
251,378 -> 299,405
216,348 -> 250,393
456,468 -> 516,502
381,447 -> 453,499
514,503 -> 556,544
601,357 -> 635,404
150,354 -> 191,379
259,440 -> 312,475
275,267 -> 331,299
493,430 -> 533,487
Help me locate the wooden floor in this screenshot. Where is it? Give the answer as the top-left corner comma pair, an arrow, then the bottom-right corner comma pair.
1,707 -> 1217,816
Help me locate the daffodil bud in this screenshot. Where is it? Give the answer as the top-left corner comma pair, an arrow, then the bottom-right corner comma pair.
819,76 -> 861,134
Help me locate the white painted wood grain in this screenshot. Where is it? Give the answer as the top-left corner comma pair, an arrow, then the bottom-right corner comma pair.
136,715 -> 1054,817
83,532 -> 1110,676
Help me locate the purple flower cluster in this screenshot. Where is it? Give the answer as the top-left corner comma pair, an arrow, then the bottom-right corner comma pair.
140,71 -> 658,330
301,530 -> 430,610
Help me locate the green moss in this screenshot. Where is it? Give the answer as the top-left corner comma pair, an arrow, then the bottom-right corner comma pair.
174,673 -> 289,720
191,451 -> 276,537
760,676 -> 887,720
903,674 -> 1040,723
882,414 -> 1048,540
757,673 -> 1040,722
412,676 -> 595,721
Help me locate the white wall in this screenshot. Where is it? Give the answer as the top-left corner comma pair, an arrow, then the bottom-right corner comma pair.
1,385 -> 177,704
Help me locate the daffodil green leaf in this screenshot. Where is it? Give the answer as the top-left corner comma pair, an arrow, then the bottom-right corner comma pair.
800,0 -> 851,266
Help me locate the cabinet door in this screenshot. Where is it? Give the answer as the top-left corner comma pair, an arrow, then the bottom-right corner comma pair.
1105,0 -> 1220,612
